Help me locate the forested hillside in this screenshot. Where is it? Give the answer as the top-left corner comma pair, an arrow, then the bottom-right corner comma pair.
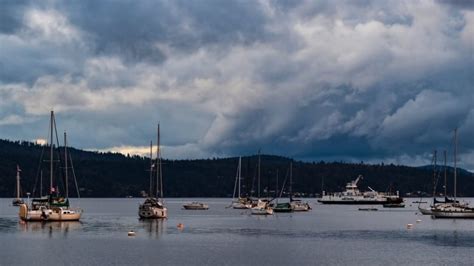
1,139 -> 473,197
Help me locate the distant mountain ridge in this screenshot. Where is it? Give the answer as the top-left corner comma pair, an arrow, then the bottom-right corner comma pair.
1,139 -> 473,197
417,165 -> 473,175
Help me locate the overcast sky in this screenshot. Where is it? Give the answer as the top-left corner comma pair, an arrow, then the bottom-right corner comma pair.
0,0 -> 473,169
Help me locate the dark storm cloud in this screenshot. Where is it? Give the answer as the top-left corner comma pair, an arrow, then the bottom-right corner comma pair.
0,0 -> 473,169
57,0 -> 269,63
0,0 -> 30,34
437,0 -> 474,10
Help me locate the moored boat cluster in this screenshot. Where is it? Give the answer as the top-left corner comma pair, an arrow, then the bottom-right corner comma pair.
10,112 -> 473,225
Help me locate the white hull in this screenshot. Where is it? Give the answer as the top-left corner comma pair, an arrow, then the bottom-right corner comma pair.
431,203 -> 474,219
432,211 -> 474,218
19,204 -> 82,222
291,201 -> 310,211
183,203 -> 209,210
319,175 -> 402,205
139,206 -> 168,219
318,195 -> 389,204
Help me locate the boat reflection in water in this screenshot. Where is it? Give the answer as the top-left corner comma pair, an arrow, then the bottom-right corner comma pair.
19,221 -> 81,238
139,219 -> 166,239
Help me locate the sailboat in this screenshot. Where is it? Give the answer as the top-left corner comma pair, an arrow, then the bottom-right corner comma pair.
12,165 -> 24,206
251,152 -> 273,215
19,111 -> 82,221
431,129 -> 474,218
231,157 -> 252,209
434,150 -> 459,205
139,124 -> 168,219
288,162 -> 311,212
418,150 -> 443,215
273,168 -> 293,213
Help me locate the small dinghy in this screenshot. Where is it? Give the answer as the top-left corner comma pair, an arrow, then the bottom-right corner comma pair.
183,202 -> 209,210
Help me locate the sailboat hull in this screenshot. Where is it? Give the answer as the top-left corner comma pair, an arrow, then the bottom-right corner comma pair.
432,211 -> 474,219
19,204 -> 82,222
139,206 -> 168,219
273,203 -> 293,213
431,204 -> 474,219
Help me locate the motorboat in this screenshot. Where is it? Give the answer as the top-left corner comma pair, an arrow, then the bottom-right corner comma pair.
183,202 -> 209,210
290,199 -> 311,211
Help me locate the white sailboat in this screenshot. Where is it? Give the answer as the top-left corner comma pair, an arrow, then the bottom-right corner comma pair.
19,111 -> 82,222
431,129 -> 474,219
12,165 -> 24,206
417,151 -> 439,215
139,124 -> 168,219
251,152 -> 273,215
288,162 -> 311,212
231,157 -> 252,209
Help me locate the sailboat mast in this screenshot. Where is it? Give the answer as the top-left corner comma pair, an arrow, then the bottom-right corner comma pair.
149,141 -> 153,197
50,111 -> 54,195
16,165 -> 20,200
290,162 -> 293,201
64,131 -> 69,199
238,156 -> 241,198
258,151 -> 261,199
156,123 -> 163,200
444,150 -> 447,197
432,150 -> 437,202
275,169 -> 279,199
40,170 -> 43,197
454,128 -> 457,201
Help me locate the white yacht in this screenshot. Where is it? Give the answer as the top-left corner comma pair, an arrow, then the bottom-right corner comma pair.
318,175 -> 403,205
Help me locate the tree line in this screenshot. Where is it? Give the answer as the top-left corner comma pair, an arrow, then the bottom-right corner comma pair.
1,139 -> 473,198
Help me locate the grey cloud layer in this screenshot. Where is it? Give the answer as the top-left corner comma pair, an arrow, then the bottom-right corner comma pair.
0,0 -> 473,169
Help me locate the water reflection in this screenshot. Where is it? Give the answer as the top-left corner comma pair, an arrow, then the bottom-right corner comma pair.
19,221 -> 82,238
139,219 -> 166,239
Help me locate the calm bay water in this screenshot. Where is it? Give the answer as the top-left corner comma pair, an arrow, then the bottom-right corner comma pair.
1,198 -> 474,265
